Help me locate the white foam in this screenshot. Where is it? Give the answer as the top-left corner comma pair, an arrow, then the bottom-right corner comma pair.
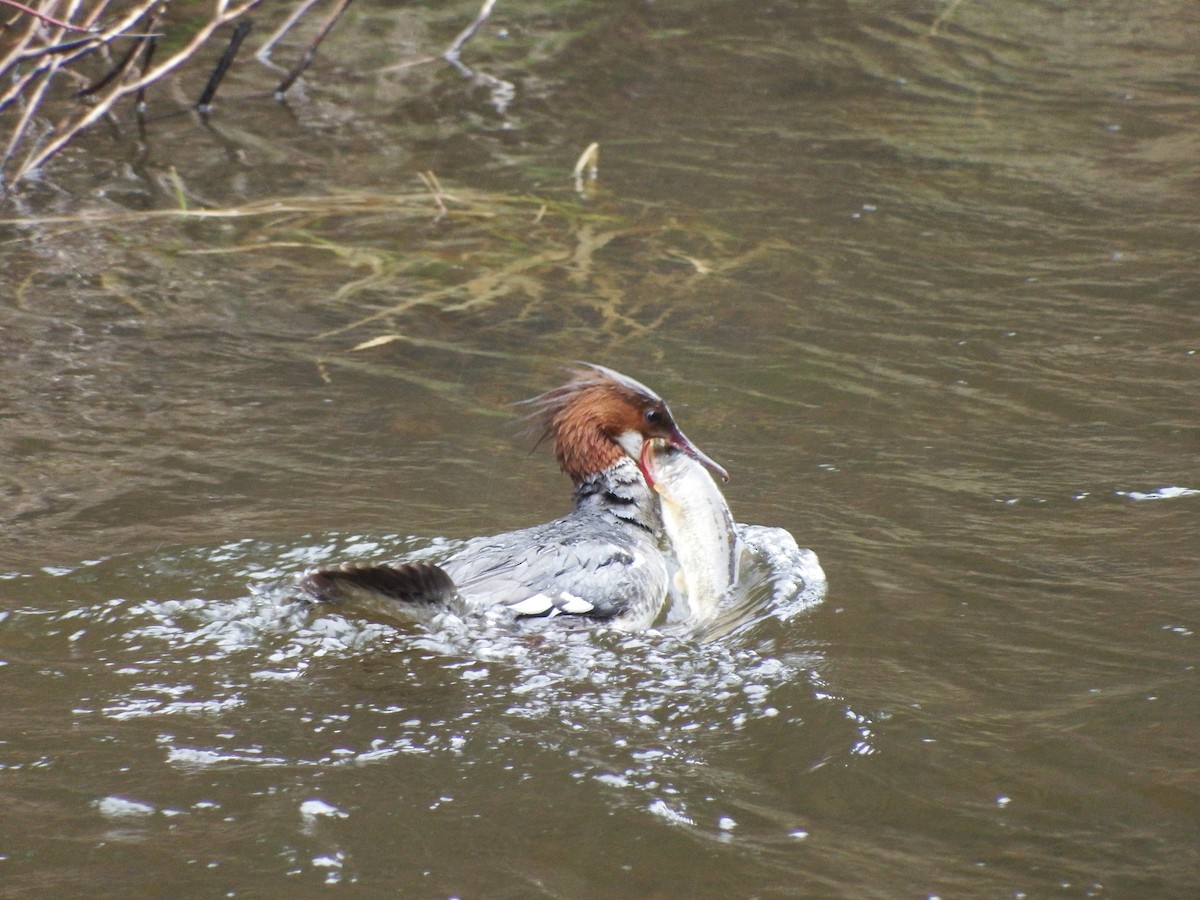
95,796 -> 156,818
1117,485 -> 1198,502
300,799 -> 348,821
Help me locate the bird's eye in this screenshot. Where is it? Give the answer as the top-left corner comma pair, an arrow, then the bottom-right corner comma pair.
645,408 -> 664,425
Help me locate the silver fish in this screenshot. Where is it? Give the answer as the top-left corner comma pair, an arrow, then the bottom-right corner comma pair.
645,441 -> 741,624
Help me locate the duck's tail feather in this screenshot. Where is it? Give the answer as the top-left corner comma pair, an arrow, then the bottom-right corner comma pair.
300,562 -> 460,612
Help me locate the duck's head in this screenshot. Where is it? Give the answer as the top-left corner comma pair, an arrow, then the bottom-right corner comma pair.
523,363 -> 728,488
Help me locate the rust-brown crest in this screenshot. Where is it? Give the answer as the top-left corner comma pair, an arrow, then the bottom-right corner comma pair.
519,363 -> 670,484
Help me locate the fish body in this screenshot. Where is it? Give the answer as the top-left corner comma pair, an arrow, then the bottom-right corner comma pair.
645,442 -> 741,624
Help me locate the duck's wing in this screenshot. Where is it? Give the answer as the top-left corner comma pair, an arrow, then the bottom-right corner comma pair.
444,526 -> 668,624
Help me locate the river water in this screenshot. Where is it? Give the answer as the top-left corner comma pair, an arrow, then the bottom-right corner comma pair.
1,1 -> 1196,896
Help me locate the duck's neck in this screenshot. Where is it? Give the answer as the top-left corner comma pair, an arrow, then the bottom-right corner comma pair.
572,457 -> 661,534
555,419 -> 625,484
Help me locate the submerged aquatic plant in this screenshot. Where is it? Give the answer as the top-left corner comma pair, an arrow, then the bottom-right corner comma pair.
1,170 -> 773,368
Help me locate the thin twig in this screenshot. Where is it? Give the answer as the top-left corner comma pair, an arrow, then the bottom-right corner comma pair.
134,27 -> 158,111
376,54 -> 438,74
275,0 -> 353,98
572,142 -> 599,195
444,0 -> 497,62
76,34 -> 145,98
196,19 -> 254,110
441,0 -> 514,115
0,0 -> 97,32
255,0 -> 323,63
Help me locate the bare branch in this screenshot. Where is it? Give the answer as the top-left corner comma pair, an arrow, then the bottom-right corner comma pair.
0,0 -> 98,33
275,0 -> 353,98
10,0 -> 263,182
444,0 -> 497,62
197,18 -> 254,111
255,0 -> 323,64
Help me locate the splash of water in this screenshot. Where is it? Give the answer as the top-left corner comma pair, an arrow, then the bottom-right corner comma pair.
12,531 -> 851,841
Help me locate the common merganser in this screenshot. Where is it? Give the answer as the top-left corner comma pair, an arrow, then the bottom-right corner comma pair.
301,364 -> 728,629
